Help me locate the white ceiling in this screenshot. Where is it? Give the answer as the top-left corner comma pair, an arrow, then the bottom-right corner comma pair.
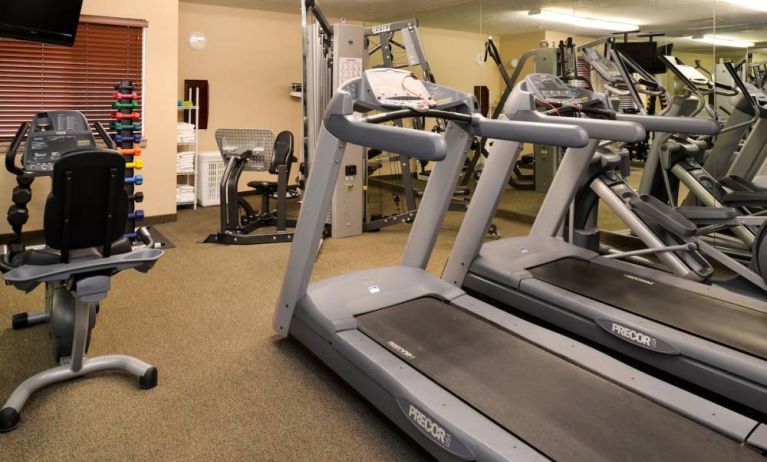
181,0 -> 767,48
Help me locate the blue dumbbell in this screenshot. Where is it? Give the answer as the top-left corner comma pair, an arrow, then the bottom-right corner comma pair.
125,174 -> 143,185
129,210 -> 145,221
114,133 -> 142,143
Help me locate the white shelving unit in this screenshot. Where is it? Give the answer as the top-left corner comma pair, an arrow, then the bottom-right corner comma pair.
177,87 -> 200,209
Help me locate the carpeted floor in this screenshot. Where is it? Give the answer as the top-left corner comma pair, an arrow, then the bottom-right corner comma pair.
0,203 -> 529,461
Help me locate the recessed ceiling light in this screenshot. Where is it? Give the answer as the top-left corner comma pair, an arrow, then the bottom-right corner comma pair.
692,34 -> 755,48
528,9 -> 638,32
720,0 -> 767,13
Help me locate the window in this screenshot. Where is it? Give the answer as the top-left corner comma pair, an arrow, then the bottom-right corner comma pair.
0,17 -> 146,140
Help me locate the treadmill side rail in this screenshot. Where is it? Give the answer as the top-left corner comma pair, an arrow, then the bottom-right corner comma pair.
748,425 -> 767,453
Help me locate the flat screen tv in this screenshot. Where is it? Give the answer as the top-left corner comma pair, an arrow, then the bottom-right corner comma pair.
0,0 -> 84,47
614,42 -> 659,74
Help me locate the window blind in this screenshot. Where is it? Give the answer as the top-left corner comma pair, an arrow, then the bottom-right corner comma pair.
0,20 -> 144,140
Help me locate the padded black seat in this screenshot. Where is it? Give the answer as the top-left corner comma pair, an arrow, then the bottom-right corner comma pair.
246,130 -> 297,195
247,180 -> 278,192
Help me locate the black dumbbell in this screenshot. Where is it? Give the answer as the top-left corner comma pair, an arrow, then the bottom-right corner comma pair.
7,205 -> 29,227
129,192 -> 144,203
11,186 -> 31,206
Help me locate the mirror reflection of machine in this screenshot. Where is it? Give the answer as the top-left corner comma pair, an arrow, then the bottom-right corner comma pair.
481,37 -> 582,192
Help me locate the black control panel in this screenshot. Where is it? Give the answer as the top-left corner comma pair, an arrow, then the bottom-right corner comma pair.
23,111 -> 96,175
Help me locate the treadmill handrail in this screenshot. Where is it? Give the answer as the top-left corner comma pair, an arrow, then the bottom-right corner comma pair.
513,110 -> 646,142
325,112 -> 447,162
615,113 -> 721,135
472,115 -> 589,148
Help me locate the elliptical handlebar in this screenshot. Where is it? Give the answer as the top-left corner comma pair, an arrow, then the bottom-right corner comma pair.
5,122 -> 29,176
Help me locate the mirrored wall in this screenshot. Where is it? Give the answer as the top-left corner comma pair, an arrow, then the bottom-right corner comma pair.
360,0 -> 767,230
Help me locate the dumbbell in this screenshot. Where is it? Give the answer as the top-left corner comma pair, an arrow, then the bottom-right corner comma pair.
118,147 -> 142,156
6,204 -> 29,229
126,159 -> 143,170
128,210 -> 145,221
129,192 -> 144,203
112,112 -> 141,120
11,185 -> 31,206
112,101 -> 139,109
110,122 -> 142,130
112,91 -> 138,99
114,134 -> 142,143
125,174 -> 143,185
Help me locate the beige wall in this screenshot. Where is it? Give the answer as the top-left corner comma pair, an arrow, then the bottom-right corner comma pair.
499,31 -> 546,91
178,3 -> 302,154
0,0 -> 179,234
418,27 -> 502,110
177,5 -> 503,186
178,2 -> 303,187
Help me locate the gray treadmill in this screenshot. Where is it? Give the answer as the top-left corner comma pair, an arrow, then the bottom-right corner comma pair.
447,73 -> 767,428
274,68 -> 767,461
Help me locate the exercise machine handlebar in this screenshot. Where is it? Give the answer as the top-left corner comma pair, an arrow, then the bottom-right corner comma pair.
5,123 -> 29,176
514,110 -> 646,142
325,112 -> 447,162
616,113 -> 721,135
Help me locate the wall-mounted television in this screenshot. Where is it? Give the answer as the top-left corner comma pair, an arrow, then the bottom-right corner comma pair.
614,42 -> 659,74
0,0 -> 84,47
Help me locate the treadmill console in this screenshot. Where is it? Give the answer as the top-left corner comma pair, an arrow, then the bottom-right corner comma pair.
523,73 -> 593,104
363,68 -> 436,110
23,111 -> 96,175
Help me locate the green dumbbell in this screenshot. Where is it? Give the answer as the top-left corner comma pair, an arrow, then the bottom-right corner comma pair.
112,101 -> 139,109
110,122 -> 142,130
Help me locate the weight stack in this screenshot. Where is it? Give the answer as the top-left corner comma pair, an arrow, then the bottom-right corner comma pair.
111,80 -> 144,238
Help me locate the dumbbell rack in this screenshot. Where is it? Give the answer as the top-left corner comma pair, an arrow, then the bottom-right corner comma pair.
111,80 -> 145,238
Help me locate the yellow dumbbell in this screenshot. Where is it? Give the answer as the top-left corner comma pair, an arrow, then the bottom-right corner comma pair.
126,158 -> 143,170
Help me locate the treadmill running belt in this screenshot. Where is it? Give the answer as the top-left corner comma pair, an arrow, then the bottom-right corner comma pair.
357,298 -> 761,462
529,258 -> 767,360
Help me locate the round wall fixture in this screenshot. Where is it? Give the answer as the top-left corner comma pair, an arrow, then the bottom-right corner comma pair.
188,32 -> 207,51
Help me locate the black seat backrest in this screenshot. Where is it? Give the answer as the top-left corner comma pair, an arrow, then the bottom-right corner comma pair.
268,131 -> 295,175
44,149 -> 128,262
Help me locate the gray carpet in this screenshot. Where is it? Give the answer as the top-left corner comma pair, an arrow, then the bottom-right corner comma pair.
0,203 -> 529,461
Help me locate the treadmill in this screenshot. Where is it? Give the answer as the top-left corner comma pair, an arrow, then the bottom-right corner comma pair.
274,68 -> 767,461
446,72 -> 767,423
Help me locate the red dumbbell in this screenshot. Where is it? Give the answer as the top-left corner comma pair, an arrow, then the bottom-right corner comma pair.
112,112 -> 141,120
113,92 -> 138,99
